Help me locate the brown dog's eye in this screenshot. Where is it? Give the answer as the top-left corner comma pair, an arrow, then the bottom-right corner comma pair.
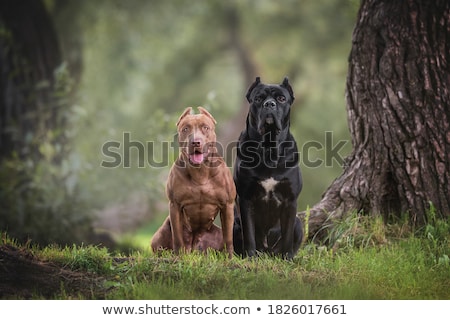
203,126 -> 210,131
182,127 -> 190,133
277,95 -> 286,103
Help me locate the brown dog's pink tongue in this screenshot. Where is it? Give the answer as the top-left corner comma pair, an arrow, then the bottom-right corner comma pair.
190,153 -> 204,164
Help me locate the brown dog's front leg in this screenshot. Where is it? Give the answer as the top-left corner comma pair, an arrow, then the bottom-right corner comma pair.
221,202 -> 235,258
169,202 -> 185,253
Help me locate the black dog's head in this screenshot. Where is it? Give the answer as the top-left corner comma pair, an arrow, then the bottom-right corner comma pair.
245,77 -> 295,138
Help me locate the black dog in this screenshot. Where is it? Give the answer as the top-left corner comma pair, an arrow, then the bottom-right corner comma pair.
233,77 -> 303,260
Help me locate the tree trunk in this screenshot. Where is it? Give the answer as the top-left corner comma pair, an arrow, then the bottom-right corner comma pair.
303,0 -> 450,237
0,0 -> 63,162
219,4 -> 259,150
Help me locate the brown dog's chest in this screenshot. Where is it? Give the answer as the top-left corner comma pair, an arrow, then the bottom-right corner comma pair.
171,179 -> 226,231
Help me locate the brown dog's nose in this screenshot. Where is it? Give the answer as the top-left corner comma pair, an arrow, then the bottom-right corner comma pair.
190,137 -> 203,147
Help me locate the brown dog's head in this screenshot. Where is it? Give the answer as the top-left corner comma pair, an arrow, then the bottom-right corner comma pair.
176,107 -> 217,166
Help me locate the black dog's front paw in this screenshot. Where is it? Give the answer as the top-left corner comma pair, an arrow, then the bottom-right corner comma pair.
283,251 -> 295,261
245,249 -> 257,258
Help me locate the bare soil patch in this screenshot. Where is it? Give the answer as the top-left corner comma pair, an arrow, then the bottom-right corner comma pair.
0,245 -> 106,299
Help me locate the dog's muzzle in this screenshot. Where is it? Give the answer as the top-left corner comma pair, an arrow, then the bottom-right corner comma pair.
188,138 -> 205,164
258,98 -> 282,135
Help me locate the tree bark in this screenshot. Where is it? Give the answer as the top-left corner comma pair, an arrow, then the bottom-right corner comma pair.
0,0 -> 63,162
303,0 -> 450,236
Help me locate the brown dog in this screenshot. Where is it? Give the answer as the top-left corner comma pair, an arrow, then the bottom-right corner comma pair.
151,107 -> 236,257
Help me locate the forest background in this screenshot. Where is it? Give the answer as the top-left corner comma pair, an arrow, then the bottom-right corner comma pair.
1,0 -> 358,247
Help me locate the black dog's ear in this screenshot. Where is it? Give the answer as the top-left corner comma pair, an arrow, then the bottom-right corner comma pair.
245,76 -> 261,102
281,77 -> 295,103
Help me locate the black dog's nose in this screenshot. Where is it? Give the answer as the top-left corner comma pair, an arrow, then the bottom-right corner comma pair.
263,99 -> 276,109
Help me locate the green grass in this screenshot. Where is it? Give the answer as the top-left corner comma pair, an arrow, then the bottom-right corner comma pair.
1,212 -> 449,300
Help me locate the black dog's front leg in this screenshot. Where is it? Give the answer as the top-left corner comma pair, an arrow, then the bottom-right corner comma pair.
280,204 -> 297,260
239,198 -> 257,257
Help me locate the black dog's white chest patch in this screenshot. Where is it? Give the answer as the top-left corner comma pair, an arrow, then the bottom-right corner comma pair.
259,177 -> 281,206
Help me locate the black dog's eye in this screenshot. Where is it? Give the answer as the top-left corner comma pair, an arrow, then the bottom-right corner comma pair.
253,96 -> 262,104
277,95 -> 286,103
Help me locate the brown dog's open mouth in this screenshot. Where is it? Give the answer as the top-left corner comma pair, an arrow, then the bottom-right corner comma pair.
189,150 -> 206,165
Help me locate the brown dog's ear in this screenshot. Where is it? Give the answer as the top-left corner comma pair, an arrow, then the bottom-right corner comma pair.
280,77 -> 295,103
197,106 -> 217,124
245,76 -> 261,102
176,107 -> 193,126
